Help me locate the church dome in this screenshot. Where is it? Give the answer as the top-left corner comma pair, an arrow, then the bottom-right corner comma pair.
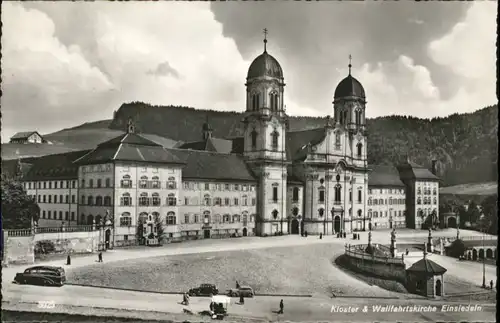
334,74 -> 365,99
247,51 -> 283,80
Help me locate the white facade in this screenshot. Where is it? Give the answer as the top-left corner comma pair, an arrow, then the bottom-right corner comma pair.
414,180 -> 439,228
24,179 -> 78,227
367,187 -> 406,229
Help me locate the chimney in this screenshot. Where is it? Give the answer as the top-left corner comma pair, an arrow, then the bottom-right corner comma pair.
431,160 -> 437,175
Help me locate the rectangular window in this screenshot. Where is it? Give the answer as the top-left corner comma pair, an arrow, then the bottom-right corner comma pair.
358,190 -> 362,203
184,197 -> 189,206
49,195 -> 52,203
71,212 -> 75,221
272,187 -> 278,202
124,235 -> 129,241
252,198 -> 256,206
319,190 -> 325,203
65,212 -> 69,220
224,198 -> 230,206
225,184 -> 230,191
49,182 -> 52,189
205,183 -> 210,191
38,195 -> 41,203
48,211 -> 51,219
184,215 -> 190,224
234,184 -> 239,191
42,210 -> 46,218
234,198 -> 239,206
54,182 -> 57,189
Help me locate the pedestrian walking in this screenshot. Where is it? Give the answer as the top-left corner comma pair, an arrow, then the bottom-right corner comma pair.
239,293 -> 244,304
343,231 -> 346,238
98,252 -> 103,262
278,299 -> 284,314
319,233 -> 323,239
406,249 -> 409,256
66,255 -> 71,265
490,280 -> 494,289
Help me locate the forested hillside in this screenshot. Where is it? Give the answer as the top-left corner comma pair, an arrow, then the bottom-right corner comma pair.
109,103 -> 498,186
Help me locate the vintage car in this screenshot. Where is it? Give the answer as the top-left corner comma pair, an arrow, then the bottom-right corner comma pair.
227,285 -> 254,298
13,266 -> 66,287
189,283 -> 219,296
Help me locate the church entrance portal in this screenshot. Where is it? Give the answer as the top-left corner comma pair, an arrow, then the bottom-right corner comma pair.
435,279 -> 442,296
204,229 -> 211,239
334,216 -> 341,233
447,217 -> 457,228
291,219 -> 299,234
242,228 -> 248,237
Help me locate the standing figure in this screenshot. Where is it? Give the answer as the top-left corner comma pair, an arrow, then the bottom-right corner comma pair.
66,255 -> 71,265
319,233 -> 323,239
236,280 -> 240,289
98,252 -> 103,262
239,293 -> 244,304
490,280 -> 494,290
278,299 -> 284,314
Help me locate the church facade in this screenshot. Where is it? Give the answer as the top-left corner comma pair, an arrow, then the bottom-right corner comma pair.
13,34 -> 440,247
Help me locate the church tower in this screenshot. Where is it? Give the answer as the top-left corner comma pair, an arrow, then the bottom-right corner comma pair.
331,56 -> 369,233
242,29 -> 289,236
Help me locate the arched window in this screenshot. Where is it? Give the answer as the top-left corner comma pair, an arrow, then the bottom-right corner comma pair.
373,199 -> 378,205
89,179 -> 94,188
121,175 -> 132,188
318,208 -> 325,217
335,132 -> 341,148
271,130 -> 279,151
233,214 -> 240,222
272,210 -> 279,219
87,214 -> 94,225
105,178 -> 111,188
214,197 -> 222,206
433,188 -> 437,195
292,207 -> 299,216
139,176 -> 148,189
152,176 -> 160,189
87,196 -> 94,206
242,195 -> 248,206
223,214 -> 230,223
379,199 -> 383,205
292,187 -> 299,202
373,211 -> 378,218
167,193 -> 176,206
139,192 -> 149,206
388,198 -> 392,205
96,196 -> 103,206
152,193 -> 161,206
357,143 -> 362,157
251,129 -> 258,149
138,212 -> 148,225
368,198 -> 372,205
357,190 -> 362,202
104,196 -> 111,206
204,194 -> 211,206
355,109 -> 362,126
166,212 -> 176,225
433,197 -> 437,204
120,193 -> 131,206
95,215 -> 102,228
357,210 -> 362,217
272,183 -> 279,202
339,109 -> 345,125
417,188 -> 421,195
269,91 -> 279,111
167,177 -> 176,189
81,195 -> 86,205
368,210 -> 372,218
342,110 -> 348,125
252,93 -> 260,111
334,185 -> 342,203
97,179 -> 102,188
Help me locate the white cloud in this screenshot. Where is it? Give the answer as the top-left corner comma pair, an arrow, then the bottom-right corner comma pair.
0,2 -> 496,142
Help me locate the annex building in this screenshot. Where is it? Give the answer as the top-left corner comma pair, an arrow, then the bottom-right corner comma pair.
7,35 -> 440,247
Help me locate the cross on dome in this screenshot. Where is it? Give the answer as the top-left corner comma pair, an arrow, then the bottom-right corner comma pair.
263,28 -> 268,52
348,54 -> 352,75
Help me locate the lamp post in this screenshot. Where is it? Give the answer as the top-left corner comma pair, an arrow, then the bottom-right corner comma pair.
480,213 -> 486,288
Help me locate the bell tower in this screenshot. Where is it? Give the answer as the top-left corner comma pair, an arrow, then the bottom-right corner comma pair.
242,29 -> 289,236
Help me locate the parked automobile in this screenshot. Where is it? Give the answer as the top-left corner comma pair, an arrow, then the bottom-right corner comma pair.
227,285 -> 254,298
13,266 -> 66,287
189,283 -> 219,296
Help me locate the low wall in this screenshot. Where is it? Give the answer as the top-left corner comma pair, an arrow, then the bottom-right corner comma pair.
343,246 -> 407,284
2,232 -> 35,266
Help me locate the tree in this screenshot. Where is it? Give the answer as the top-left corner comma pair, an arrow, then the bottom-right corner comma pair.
467,200 -> 481,227
154,213 -> 165,244
481,194 -> 498,234
448,239 -> 466,258
1,177 -> 40,229
136,217 -> 145,245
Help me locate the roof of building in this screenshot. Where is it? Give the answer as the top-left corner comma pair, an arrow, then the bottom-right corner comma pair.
286,128 -> 326,161
10,131 -> 42,140
170,149 -> 256,181
22,150 -> 92,181
247,51 -> 284,80
178,137 -> 233,154
1,159 -> 33,180
75,133 -> 185,165
406,257 -> 447,275
368,165 -> 405,187
398,160 -> 440,181
334,74 -> 365,99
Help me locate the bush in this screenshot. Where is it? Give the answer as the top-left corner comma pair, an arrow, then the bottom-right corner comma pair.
448,239 -> 466,258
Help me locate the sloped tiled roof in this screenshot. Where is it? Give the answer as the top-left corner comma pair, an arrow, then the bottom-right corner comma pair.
286,128 -> 326,161
368,164 -> 405,187
10,131 -> 40,140
22,150 -> 91,181
178,137 -> 233,154
170,149 -> 256,181
1,159 -> 33,180
398,160 -> 440,181
406,258 -> 447,275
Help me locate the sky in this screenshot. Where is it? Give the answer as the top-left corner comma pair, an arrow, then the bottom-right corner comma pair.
1,1 -> 497,142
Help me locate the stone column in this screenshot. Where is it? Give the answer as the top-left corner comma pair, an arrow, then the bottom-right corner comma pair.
427,228 -> 433,253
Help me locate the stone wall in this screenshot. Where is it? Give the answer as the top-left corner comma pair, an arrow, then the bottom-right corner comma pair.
2,232 -> 35,266
344,248 -> 407,284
